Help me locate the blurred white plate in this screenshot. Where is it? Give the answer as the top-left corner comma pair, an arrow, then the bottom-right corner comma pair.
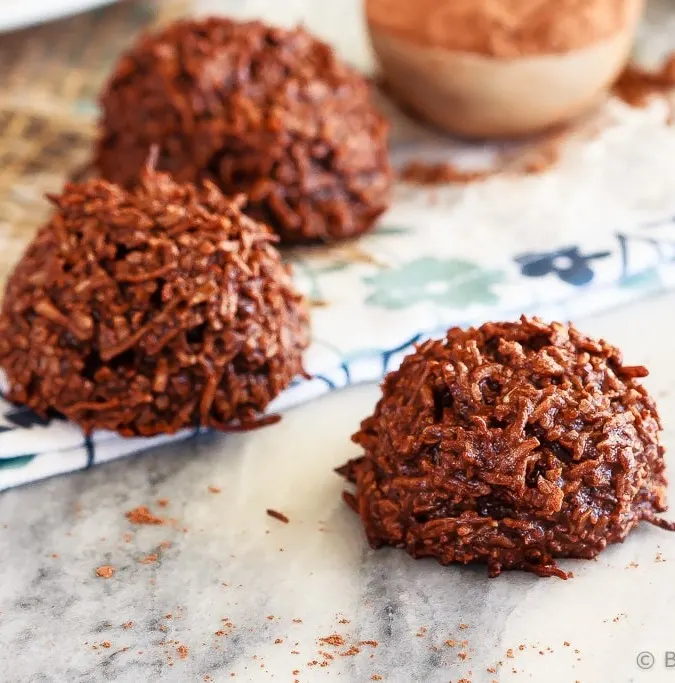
0,0 -> 116,34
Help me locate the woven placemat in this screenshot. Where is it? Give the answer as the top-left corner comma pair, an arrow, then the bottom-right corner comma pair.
0,0 -> 190,285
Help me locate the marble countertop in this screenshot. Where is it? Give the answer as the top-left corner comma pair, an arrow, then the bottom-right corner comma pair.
2,292 -> 675,683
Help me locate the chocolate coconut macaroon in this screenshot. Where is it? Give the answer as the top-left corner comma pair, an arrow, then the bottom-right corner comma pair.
339,317 -> 675,578
96,18 -> 392,244
0,170 -> 309,436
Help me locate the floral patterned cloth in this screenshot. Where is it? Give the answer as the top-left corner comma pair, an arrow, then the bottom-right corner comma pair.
4,0 -> 675,489
4,96 -> 675,490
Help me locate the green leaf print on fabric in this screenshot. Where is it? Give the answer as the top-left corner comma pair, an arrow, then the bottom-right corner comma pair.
0,454 -> 36,470
620,268 -> 661,290
373,226 -> 411,237
363,257 -> 504,310
290,259 -> 351,300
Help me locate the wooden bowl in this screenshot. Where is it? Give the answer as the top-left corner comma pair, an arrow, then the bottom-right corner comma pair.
367,0 -> 644,138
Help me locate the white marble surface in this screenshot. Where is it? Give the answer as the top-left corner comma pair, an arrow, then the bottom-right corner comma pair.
1,293 -> 675,683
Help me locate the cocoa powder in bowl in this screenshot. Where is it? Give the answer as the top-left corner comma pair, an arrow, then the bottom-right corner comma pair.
367,0 -> 643,138
96,18 -> 392,244
0,171 -> 309,436
339,317 -> 675,578
367,0 -> 636,58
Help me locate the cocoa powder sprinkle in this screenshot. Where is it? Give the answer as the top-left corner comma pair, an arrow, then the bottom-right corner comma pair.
96,565 -> 115,579
399,161 -> 490,186
266,509 -> 290,524
319,634 -> 345,647
614,55 -> 675,108
140,554 -> 158,565
125,506 -> 165,526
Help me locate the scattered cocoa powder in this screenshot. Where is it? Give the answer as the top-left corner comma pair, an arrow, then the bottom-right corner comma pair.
399,161 -> 490,186
176,645 -> 189,660
614,55 -> 675,108
208,486 -> 221,494
519,139 -> 562,175
266,509 -> 290,524
140,554 -> 159,565
157,499 -> 169,508
319,634 -> 345,647
101,642 -> 111,649
122,622 -> 133,629
399,131 -> 564,187
125,506 -> 165,526
371,676 -> 383,681
96,565 -> 115,579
